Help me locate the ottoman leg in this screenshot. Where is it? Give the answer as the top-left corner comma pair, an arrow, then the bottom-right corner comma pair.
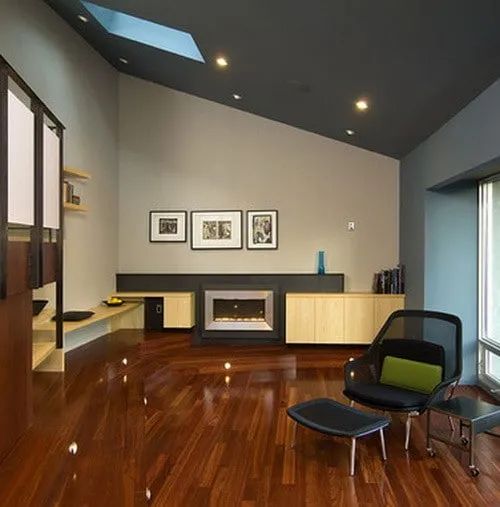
379,428 -> 387,461
350,437 -> 357,476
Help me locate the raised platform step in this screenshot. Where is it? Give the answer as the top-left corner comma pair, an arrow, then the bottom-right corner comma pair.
33,302 -> 142,333
33,342 -> 56,370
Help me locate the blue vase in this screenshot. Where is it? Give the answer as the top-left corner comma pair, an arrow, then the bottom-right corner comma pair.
317,251 -> 326,275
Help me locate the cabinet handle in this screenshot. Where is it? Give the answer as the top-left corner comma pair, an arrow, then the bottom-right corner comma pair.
156,304 -> 162,314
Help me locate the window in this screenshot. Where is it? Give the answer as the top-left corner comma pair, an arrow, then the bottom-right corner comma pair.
478,176 -> 500,396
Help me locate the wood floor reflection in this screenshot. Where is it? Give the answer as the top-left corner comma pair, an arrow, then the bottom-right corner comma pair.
0,330 -> 498,506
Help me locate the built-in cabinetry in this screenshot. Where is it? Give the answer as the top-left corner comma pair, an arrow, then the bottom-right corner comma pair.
113,292 -> 195,329
163,292 -> 195,328
286,293 -> 405,344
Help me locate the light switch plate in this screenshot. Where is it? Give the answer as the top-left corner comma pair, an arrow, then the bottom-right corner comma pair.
347,221 -> 355,231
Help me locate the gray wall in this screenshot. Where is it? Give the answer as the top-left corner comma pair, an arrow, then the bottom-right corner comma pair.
118,75 -> 400,292
401,77 -> 500,383
0,0 -> 119,312
424,184 -> 478,382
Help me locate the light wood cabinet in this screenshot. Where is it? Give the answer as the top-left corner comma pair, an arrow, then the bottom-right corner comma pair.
344,297 -> 375,344
285,296 -> 315,343
374,297 -> 405,334
164,293 -> 195,328
315,296 -> 344,344
286,293 -> 405,345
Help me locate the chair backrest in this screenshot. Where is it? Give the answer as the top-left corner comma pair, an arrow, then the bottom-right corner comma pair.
369,309 -> 462,382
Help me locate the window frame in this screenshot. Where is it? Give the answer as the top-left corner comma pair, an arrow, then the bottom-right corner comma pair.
478,175 -> 500,398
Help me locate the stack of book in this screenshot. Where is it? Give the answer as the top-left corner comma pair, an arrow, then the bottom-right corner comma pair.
373,265 -> 405,294
63,181 -> 81,205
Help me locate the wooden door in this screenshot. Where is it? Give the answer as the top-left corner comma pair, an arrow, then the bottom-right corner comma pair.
164,294 -> 194,328
315,297 -> 344,344
344,297 -> 375,344
286,296 -> 315,343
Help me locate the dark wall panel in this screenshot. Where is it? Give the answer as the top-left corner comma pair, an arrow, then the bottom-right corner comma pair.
0,290 -> 32,461
6,241 -> 30,296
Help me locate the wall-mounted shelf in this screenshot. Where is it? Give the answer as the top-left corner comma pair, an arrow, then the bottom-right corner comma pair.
64,202 -> 88,212
64,166 -> 91,179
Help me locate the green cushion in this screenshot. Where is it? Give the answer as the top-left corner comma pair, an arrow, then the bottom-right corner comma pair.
380,355 -> 443,394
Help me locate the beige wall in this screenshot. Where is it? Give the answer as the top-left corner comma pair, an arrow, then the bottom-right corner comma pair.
118,75 -> 399,291
0,0 -> 119,309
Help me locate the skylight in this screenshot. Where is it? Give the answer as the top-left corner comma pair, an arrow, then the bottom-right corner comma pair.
81,1 -> 205,63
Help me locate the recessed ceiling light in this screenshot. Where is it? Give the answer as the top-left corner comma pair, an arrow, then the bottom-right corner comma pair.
355,99 -> 369,111
216,56 -> 229,68
119,57 -> 129,64
346,129 -> 355,136
232,93 -> 242,100
78,14 -> 89,23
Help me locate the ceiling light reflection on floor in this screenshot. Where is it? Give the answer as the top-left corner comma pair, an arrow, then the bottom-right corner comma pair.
68,442 -> 78,455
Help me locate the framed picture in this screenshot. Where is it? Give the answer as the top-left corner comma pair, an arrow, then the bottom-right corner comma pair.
149,211 -> 187,242
191,210 -> 242,250
247,210 -> 278,250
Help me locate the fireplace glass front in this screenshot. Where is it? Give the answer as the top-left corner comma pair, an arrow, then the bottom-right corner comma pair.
213,299 -> 265,322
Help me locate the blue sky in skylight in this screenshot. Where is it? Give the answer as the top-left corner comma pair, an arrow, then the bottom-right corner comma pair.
81,1 -> 205,63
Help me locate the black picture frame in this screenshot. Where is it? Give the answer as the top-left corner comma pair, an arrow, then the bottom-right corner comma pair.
247,210 -> 278,250
190,210 -> 243,250
149,210 -> 187,243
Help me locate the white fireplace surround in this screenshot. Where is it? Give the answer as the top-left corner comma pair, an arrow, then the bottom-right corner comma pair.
204,289 -> 274,331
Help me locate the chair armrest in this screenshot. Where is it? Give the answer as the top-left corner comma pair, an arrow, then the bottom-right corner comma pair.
422,376 -> 460,410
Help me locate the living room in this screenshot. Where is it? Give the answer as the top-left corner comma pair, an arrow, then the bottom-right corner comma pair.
0,0 -> 499,505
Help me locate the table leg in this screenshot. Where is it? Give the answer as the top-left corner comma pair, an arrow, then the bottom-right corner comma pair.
290,421 -> 297,450
350,437 -> 357,476
468,422 -> 478,475
379,428 -> 387,461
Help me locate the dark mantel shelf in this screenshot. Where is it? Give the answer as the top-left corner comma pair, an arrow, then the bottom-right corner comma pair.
116,273 -> 345,293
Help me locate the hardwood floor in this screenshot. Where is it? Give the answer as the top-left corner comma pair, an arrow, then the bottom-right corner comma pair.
0,330 -> 499,506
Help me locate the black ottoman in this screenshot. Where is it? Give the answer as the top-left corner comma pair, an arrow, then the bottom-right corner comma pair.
287,398 -> 390,476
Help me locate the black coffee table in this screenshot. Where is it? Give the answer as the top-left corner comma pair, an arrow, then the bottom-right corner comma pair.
426,396 -> 500,476
287,398 -> 390,476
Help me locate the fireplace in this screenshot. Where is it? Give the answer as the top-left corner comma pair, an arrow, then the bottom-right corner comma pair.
204,290 -> 274,331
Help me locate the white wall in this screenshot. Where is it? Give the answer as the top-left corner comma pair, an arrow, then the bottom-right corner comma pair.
0,0 -> 119,309
118,75 -> 399,291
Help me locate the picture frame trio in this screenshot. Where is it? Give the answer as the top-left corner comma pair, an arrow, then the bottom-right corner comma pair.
149,210 -> 278,250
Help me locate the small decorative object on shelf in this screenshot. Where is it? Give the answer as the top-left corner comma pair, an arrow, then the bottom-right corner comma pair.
317,250 -> 326,275
373,264 -> 405,294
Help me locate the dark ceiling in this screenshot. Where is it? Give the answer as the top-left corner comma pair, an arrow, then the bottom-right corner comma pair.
45,0 -> 500,159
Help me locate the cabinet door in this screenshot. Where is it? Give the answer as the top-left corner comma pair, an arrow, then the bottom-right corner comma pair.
164,294 -> 194,328
374,297 -> 405,334
286,296 -> 315,343
315,297 -> 344,344
344,297 -> 375,344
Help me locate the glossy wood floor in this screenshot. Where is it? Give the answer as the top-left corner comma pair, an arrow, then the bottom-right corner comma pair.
0,331 -> 499,506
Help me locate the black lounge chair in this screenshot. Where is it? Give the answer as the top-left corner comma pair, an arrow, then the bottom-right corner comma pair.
343,309 -> 462,450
